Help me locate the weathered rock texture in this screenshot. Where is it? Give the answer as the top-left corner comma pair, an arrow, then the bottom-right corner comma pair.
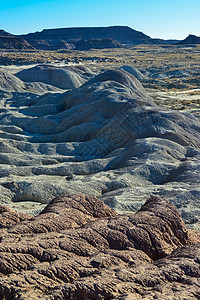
0,194 -> 199,299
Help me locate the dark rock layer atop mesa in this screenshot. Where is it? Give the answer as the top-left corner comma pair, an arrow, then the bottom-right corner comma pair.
0,194 -> 199,299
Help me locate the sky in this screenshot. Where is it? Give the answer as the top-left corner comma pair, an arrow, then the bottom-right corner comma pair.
0,0 -> 200,40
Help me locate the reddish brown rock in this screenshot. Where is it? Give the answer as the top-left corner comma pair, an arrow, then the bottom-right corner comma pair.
7,193 -> 117,235
0,194 -> 199,299
0,204 -> 32,229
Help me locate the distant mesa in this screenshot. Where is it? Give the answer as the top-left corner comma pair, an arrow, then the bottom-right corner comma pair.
179,34 -> 200,44
19,26 -> 179,50
0,70 -> 26,92
0,26 -> 181,50
0,194 -> 199,299
20,26 -> 151,49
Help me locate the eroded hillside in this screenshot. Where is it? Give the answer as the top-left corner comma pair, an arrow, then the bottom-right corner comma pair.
0,62 -> 199,231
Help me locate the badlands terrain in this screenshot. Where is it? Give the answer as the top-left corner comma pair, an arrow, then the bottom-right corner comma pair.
0,45 -> 200,227
0,44 -> 200,298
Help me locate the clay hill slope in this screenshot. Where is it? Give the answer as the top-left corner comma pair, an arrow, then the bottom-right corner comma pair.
0,67 -> 200,231
20,26 -> 164,50
0,194 -> 199,299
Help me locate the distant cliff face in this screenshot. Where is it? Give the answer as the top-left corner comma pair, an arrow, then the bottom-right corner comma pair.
20,26 -> 154,50
0,27 -> 180,50
179,34 -> 200,44
22,26 -> 150,44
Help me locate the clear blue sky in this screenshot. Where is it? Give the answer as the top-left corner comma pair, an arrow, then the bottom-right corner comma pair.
1,0 -> 200,39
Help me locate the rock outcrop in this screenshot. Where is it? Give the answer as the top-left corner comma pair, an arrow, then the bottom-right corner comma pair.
0,194 -> 199,299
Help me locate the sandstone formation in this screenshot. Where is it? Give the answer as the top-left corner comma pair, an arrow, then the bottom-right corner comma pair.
0,194 -> 199,299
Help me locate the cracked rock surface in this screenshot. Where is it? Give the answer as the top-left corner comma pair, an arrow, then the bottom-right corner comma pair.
0,194 -> 199,299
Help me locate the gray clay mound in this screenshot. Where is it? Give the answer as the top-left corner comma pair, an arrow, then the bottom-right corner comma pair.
16,64 -> 93,89
0,68 -> 200,229
119,65 -> 146,80
0,70 -> 26,92
0,69 -> 62,96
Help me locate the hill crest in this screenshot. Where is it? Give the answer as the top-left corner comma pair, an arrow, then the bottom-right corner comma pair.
179,34 -> 200,44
